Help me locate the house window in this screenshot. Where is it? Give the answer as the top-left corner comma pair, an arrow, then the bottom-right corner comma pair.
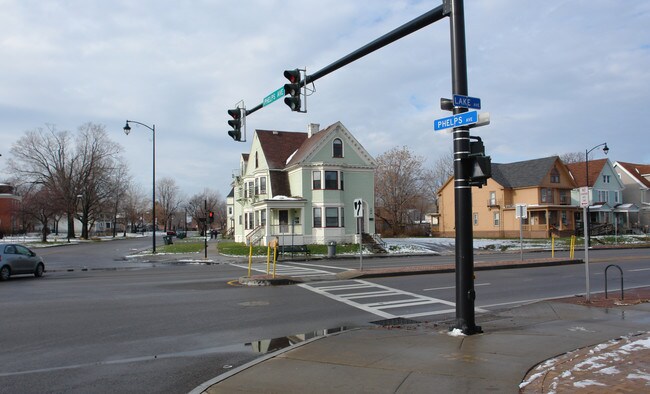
254,178 -> 259,195
313,171 -> 321,189
259,177 -> 267,194
325,171 -> 338,189
489,191 -> 497,205
248,213 -> 254,229
255,152 -> 259,168
561,211 -> 568,226
313,207 -> 322,227
598,190 -> 608,203
613,191 -> 619,203
603,175 -> 610,183
260,209 -> 266,226
228,207 -> 233,215
559,190 -> 569,204
333,138 -> 343,158
473,213 -> 479,226
550,168 -> 560,183
493,212 -> 500,226
239,215 -> 242,225
325,207 -> 339,227
541,188 -> 553,203
247,182 -> 254,198
340,207 -> 344,227
340,172 -> 344,191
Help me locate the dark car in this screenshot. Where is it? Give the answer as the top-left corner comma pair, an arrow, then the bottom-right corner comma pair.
0,243 -> 45,281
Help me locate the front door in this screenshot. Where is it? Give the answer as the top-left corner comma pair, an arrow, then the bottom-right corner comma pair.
279,210 -> 289,233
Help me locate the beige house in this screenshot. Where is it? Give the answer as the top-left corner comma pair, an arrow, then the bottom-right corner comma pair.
437,156 -> 578,238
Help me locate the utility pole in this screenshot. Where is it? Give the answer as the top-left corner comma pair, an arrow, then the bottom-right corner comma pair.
448,0 -> 482,335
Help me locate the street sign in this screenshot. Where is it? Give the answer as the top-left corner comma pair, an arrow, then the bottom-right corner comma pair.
263,86 -> 286,107
353,198 -> 363,218
434,111 -> 478,131
515,204 -> 528,219
579,186 -> 589,208
453,94 -> 481,110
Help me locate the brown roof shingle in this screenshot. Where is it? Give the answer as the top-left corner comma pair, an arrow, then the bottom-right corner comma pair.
256,130 -> 308,169
566,158 -> 607,188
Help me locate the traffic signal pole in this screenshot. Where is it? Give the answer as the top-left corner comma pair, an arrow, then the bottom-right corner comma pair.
233,0 -> 482,335
448,0 -> 481,335
244,5 -> 446,117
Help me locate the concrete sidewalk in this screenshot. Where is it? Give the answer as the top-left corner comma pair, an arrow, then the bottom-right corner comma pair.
194,298 -> 650,393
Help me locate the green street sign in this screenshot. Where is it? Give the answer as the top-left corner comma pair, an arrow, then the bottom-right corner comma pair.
263,86 -> 285,107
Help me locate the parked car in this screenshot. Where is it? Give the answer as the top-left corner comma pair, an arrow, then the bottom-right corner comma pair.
0,243 -> 45,281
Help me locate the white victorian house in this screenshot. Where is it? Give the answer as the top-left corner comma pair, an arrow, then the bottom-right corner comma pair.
230,122 -> 376,246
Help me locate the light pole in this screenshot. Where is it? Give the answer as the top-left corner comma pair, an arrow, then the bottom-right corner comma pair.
583,142 -> 608,302
584,143 -> 609,246
124,120 -> 156,253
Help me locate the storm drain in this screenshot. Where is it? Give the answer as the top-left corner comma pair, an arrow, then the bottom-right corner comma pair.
370,317 -> 421,326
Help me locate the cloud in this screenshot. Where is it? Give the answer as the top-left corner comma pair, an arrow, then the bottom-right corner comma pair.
1,0 -> 649,198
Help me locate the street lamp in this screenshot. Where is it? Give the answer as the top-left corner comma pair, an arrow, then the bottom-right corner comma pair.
585,142 -> 609,246
124,120 -> 157,253
582,142 -> 608,303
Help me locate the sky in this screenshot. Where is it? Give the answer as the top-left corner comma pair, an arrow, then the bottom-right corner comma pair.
1,0 -> 649,199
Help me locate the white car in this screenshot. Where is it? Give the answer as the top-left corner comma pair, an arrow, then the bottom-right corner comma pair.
0,243 -> 46,281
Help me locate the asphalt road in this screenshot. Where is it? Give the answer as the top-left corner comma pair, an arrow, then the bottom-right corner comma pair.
1,243 -> 648,393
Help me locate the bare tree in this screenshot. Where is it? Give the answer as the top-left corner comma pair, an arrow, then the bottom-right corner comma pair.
19,185 -> 59,242
422,149 -> 455,211
186,189 -> 225,233
375,146 -> 431,235
157,177 -> 183,232
123,183 -> 148,233
8,123 -> 124,239
559,151 -> 584,164
74,123 -> 124,239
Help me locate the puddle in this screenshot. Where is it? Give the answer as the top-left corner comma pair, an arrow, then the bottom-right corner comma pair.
246,327 -> 350,354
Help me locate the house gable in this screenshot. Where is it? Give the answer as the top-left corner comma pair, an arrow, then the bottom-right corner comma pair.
286,122 -> 376,169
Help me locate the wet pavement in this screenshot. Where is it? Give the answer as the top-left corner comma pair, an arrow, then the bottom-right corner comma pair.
193,296 -> 649,393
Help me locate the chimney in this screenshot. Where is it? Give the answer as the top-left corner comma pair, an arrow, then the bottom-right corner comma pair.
308,123 -> 320,138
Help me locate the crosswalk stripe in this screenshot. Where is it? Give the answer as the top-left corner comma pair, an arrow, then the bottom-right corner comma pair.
299,279 -> 486,319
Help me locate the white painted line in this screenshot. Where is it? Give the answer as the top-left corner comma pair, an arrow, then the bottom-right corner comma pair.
288,262 -> 352,271
299,279 -> 461,319
298,281 -> 395,319
371,300 -> 442,309
316,284 -> 375,291
343,291 -> 397,299
629,268 -> 650,272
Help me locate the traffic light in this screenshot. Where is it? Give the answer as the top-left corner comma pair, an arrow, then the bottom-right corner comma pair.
209,211 -> 214,223
283,69 -> 301,111
227,108 -> 242,141
467,136 -> 491,187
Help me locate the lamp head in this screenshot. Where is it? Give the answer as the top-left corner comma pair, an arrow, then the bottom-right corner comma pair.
123,121 -> 131,135
603,144 -> 609,155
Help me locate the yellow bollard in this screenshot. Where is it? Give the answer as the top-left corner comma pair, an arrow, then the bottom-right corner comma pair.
248,243 -> 253,277
570,235 -> 576,259
273,245 -> 278,278
551,234 -> 555,258
266,244 -> 271,275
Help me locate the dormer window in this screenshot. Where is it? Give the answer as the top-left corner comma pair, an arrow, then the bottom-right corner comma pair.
550,168 -> 560,183
333,138 -> 343,158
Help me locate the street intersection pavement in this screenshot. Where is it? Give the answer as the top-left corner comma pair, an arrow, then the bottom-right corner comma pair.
177,253 -> 649,394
